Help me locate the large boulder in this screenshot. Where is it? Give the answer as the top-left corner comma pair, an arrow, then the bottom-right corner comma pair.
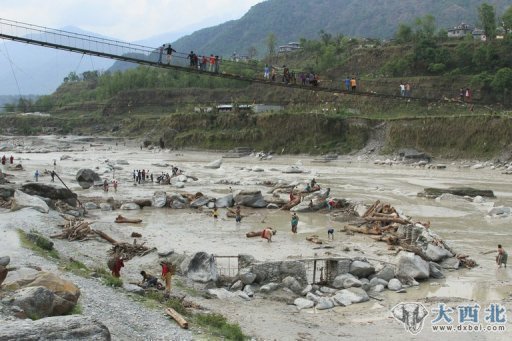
0,315 -> 110,340
291,189 -> 330,212
429,262 -> 445,279
294,298 -> 315,310
215,194 -> 234,208
151,191 -> 167,208
5,272 -> 80,317
76,169 -> 101,189
120,202 -> 140,210
239,268 -> 257,285
439,257 -> 460,270
333,288 -> 369,306
0,265 -> 8,286
282,276 -> 303,294
234,190 -> 267,208
21,183 -> 77,207
0,256 -> 10,266
0,184 -> 16,199
424,244 -> 453,262
185,252 -> 218,283
190,196 -> 211,208
9,286 -> 55,318
251,260 -> 307,285
282,166 -> 303,174
373,265 -> 396,282
396,252 -> 430,280
22,272 -> 80,315
387,278 -> 402,291
316,297 -> 335,310
421,187 -> 495,198
205,159 -> 222,169
11,190 -> 49,214
349,260 -> 375,278
332,273 -> 357,289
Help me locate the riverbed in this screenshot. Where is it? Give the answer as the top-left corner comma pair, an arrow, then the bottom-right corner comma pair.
1,135 -> 511,340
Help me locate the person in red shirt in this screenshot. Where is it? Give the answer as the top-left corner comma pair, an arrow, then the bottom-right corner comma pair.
209,54 -> 215,72
112,256 -> 124,278
161,261 -> 174,297
9,155 -> 14,164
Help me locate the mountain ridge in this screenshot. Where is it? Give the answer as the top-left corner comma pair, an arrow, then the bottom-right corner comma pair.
170,0 -> 510,57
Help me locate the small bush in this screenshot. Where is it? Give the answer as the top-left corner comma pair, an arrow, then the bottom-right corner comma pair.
17,229 -> 59,259
63,259 -> 90,277
91,266 -> 123,287
195,313 -> 246,341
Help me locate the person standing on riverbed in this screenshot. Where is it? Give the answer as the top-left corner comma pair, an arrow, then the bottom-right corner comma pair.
34,169 -> 39,182
235,205 -> 242,223
212,205 -> 219,219
291,213 -> 299,234
496,244 -> 508,268
161,261 -> 174,297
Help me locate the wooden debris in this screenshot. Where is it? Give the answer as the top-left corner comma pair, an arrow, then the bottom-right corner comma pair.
246,228 -> 276,238
165,308 -> 189,329
115,215 -> 142,224
51,218 -> 95,241
306,235 -> 323,244
107,239 -> 155,261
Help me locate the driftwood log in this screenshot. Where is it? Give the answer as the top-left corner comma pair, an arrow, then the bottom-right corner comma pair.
165,308 -> 189,329
306,235 -> 323,244
115,215 -> 142,224
246,228 -> 276,238
280,197 -> 300,211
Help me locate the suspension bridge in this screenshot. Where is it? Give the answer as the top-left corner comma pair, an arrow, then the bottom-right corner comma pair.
0,17 -> 442,103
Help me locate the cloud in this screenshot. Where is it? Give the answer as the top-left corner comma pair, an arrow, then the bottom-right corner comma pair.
2,0 -> 265,41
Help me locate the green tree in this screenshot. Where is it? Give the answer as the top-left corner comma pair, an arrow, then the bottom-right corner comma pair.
319,30 -> 332,46
414,15 -> 436,40
502,5 -> 512,35
247,46 -> 257,59
478,3 -> 497,41
266,33 -> 276,58
491,67 -> 512,102
395,24 -> 413,43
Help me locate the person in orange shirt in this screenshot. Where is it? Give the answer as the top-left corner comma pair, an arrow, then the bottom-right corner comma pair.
350,77 -> 357,92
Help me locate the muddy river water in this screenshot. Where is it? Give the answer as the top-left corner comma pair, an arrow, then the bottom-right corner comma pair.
2,135 -> 512,307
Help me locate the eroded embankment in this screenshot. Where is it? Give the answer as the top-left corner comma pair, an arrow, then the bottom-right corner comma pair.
3,112 -> 512,158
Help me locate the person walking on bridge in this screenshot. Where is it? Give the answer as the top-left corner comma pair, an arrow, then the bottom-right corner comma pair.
350,77 -> 357,92
165,44 -> 176,64
158,44 -> 164,64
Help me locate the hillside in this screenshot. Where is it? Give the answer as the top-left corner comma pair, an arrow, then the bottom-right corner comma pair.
171,0 -> 509,57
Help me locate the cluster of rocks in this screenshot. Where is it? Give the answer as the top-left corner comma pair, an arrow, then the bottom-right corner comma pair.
0,255 -> 112,340
1,263 -> 80,319
0,183 -> 80,217
163,251 -> 452,312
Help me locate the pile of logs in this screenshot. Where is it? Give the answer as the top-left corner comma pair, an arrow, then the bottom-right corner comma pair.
345,200 -> 410,236
51,217 -> 155,261
52,218 -> 95,241
108,239 -> 155,261
344,200 -> 477,269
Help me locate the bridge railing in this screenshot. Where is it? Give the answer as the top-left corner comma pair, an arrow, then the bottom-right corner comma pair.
0,17 -> 157,62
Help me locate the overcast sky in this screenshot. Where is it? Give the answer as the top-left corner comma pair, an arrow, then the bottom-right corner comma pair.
2,0 -> 266,41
